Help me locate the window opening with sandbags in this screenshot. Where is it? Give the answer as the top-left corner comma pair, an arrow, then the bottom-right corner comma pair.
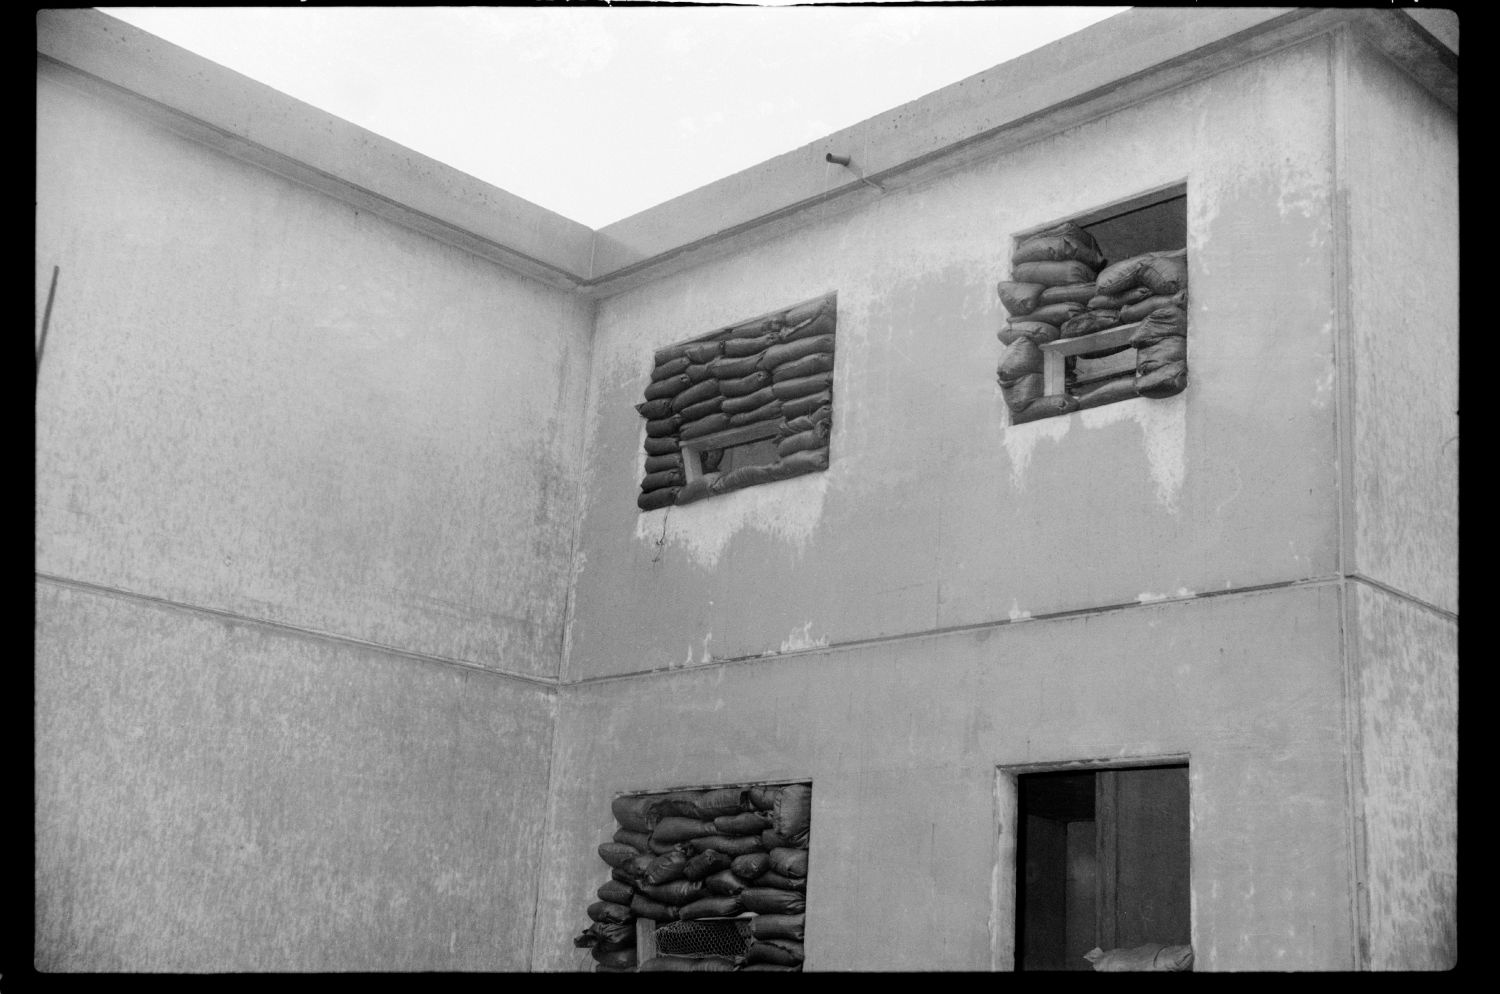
996,187 -> 1189,424
1010,763 -> 1193,972
636,295 -> 835,511
578,782 -> 812,972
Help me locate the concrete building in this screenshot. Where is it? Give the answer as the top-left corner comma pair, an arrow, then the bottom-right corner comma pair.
35,7 -> 1457,972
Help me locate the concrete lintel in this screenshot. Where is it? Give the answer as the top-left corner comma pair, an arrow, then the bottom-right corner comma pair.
35,8 -> 597,289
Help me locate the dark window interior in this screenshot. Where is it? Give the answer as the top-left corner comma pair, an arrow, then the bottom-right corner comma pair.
1016,764 -> 1190,971
703,435 -> 780,477
1080,195 -> 1187,264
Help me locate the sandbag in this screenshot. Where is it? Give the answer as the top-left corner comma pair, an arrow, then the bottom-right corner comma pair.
624,854 -> 655,880
712,465 -> 782,494
689,787 -> 750,819
1088,285 -> 1155,310
670,378 -> 721,413
760,828 -> 791,849
1136,362 -> 1188,398
612,828 -> 651,851
1039,282 -> 1098,306
642,435 -> 679,457
642,453 -> 683,475
723,333 -> 776,357
744,938 -> 805,966
679,413 -> 732,440
649,836 -> 685,855
587,900 -> 634,925
720,370 -> 773,398
638,955 -> 740,972
708,353 -> 761,379
675,478 -> 713,505
598,842 -> 641,869
683,849 -> 733,881
1119,291 -> 1186,324
610,867 -> 636,886
783,297 -> 831,328
1096,249 -> 1187,297
682,341 -> 723,364
643,372 -> 692,402
740,963 -> 801,972
635,397 -> 674,420
650,355 -> 691,381
687,834 -> 766,857
1024,301 -> 1087,327
771,352 -> 835,383
1060,310 -> 1120,338
1129,304 -> 1188,345
780,390 -> 832,420
720,386 -> 777,415
679,894 -> 744,920
996,339 -> 1044,385
747,786 -> 781,811
1011,259 -> 1097,287
678,396 -> 725,423
638,879 -> 703,905
644,414 -> 683,438
780,309 -> 835,343
759,335 -> 835,371
629,893 -> 680,922
767,847 -> 808,877
648,793 -> 702,819
1000,372 -> 1044,412
1084,943 -> 1194,972
751,914 -> 805,941
591,947 -> 639,970
742,888 -> 805,915
703,869 -> 750,896
651,817 -> 716,845
684,362 -> 716,384
1012,220 -> 1106,269
771,372 -> 833,401
637,487 -> 679,511
731,852 -> 770,879
997,320 -> 1061,346
996,280 -> 1046,316
576,919 -> 635,952
777,447 -> 829,475
643,849 -> 691,885
756,871 -> 806,893
781,406 -> 831,436
778,425 -> 830,458
727,399 -> 783,426
640,468 -> 684,491
713,810 -> 772,835
1135,336 -> 1187,373
1075,377 -> 1139,410
597,879 -> 635,905
1011,395 -> 1078,424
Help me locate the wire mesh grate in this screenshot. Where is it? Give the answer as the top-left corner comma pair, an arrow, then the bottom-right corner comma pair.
654,918 -> 753,958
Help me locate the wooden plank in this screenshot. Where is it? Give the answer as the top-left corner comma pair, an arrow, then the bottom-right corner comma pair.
636,917 -> 657,965
1040,322 -> 1140,360
1095,771 -> 1119,951
681,420 -> 780,454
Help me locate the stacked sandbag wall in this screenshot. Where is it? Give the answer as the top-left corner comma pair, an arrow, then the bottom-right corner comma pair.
637,297 -> 835,511
580,783 -> 812,972
996,222 -> 1189,421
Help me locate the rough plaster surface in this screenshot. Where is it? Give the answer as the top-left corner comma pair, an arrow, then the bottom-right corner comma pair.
568,42 -> 1341,680
1352,583 -> 1457,970
34,581 -> 557,971
35,72 -> 592,678
1344,41 -> 1459,613
539,586 -> 1354,971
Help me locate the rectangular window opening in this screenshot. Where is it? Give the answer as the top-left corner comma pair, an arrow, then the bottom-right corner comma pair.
1011,763 -> 1190,972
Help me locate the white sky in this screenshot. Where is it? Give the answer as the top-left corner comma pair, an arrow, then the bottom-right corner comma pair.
99,5 -> 1129,229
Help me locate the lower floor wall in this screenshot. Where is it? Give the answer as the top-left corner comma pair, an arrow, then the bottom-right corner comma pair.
535,582 -> 1361,971
34,579 -> 557,972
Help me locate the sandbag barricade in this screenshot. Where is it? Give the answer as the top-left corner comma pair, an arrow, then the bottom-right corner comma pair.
585,784 -> 812,971
998,233 -> 1189,422
638,297 -> 835,510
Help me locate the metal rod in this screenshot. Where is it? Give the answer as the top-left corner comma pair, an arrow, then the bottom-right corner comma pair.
36,264 -> 59,385
825,153 -> 885,193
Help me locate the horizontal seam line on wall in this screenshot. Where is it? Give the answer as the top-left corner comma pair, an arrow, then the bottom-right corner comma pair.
1345,573 -> 1458,623
563,575 -> 1343,687
34,571 -> 561,690
37,54 -> 587,289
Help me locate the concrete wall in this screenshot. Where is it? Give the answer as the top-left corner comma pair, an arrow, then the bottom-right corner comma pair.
566,39 -> 1340,681
537,585 -> 1355,971
1338,36 -> 1459,969
548,39 -> 1360,970
35,62 -> 591,970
